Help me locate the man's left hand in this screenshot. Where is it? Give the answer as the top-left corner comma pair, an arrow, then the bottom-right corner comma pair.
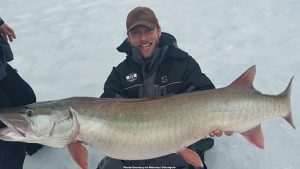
209,129 -> 233,137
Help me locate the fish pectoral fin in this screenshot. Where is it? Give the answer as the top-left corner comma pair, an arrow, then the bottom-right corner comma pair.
241,124 -> 264,149
68,141 -> 88,169
177,147 -> 203,168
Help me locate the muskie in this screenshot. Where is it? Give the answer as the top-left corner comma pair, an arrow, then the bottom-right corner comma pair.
0,66 -> 295,169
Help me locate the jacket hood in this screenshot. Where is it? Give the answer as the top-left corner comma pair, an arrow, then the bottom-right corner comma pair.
116,32 -> 187,59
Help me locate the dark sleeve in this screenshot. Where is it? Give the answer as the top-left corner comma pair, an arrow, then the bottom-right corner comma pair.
0,64 -> 36,108
0,33 -> 14,64
100,67 -> 125,98
181,56 -> 215,92
0,64 -> 42,156
0,17 -> 4,26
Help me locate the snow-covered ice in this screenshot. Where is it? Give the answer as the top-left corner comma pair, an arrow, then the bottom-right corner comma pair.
0,0 -> 299,168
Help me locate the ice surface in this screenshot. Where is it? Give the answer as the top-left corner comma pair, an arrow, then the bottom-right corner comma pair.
0,0 -> 299,168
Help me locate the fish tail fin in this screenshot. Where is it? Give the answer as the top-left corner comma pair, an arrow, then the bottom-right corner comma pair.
280,76 -> 293,97
280,77 -> 296,129
284,111 -> 295,129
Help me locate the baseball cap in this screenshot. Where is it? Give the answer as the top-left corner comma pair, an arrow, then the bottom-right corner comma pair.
126,6 -> 160,32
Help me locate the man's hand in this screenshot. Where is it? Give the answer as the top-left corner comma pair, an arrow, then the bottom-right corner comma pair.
209,129 -> 233,137
0,23 -> 16,42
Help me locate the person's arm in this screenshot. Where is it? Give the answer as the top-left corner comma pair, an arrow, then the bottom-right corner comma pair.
0,17 -> 16,42
100,67 -> 125,98
181,56 -> 215,92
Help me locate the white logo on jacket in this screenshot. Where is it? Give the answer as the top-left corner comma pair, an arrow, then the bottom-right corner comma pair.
161,76 -> 168,83
126,73 -> 137,82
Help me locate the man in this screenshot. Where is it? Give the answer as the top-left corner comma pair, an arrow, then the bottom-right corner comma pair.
0,17 -> 42,169
98,7 -> 232,169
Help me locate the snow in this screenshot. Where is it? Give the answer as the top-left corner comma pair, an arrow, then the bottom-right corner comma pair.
0,0 -> 299,168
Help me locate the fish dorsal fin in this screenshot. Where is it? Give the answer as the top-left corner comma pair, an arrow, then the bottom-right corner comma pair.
228,65 -> 256,89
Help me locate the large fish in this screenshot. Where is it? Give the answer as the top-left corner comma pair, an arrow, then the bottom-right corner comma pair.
0,66 -> 295,169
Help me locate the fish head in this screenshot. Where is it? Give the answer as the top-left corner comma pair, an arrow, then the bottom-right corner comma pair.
0,102 -> 79,148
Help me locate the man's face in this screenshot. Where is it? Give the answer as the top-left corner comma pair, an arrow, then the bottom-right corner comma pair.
128,25 -> 161,59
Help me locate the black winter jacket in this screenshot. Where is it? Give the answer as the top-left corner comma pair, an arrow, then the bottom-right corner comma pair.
99,33 -> 215,169
101,32 -> 214,98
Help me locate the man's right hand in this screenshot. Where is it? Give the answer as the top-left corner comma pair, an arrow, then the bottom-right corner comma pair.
0,23 -> 16,42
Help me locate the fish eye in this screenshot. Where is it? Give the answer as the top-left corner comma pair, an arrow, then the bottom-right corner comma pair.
26,109 -> 34,117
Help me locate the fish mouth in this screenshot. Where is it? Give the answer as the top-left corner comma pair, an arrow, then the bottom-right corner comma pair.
0,117 -> 29,140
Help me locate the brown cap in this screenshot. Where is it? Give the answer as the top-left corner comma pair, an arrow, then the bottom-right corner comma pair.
126,6 -> 159,32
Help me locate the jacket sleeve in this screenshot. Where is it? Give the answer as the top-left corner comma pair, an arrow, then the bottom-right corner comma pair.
100,67 -> 125,98
181,56 -> 215,92
0,17 -> 4,26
